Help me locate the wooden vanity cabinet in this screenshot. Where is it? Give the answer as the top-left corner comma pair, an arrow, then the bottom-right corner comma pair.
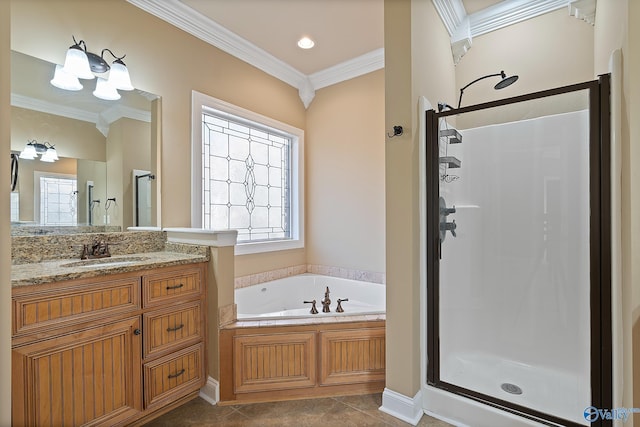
11,262 -> 207,427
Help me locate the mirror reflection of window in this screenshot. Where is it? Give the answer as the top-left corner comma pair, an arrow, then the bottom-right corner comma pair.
10,193 -> 19,222
36,174 -> 77,225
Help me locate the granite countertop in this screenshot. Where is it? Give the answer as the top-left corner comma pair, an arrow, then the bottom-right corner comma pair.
11,251 -> 208,287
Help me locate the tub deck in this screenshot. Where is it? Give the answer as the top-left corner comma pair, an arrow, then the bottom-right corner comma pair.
219,318 -> 386,404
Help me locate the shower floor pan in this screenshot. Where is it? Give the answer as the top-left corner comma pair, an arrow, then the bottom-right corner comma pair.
440,351 -> 590,425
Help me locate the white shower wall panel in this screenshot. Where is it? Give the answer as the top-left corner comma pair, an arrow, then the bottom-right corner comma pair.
439,110 -> 591,390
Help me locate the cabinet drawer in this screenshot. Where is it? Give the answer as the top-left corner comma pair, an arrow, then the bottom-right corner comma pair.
142,265 -> 203,307
12,277 -> 140,336
143,302 -> 203,358
143,343 -> 204,408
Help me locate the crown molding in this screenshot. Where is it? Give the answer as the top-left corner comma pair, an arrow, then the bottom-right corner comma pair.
127,0 -> 305,89
309,48 -> 384,90
11,93 -> 151,137
431,0 -> 467,37
127,0 -> 384,108
569,0 -> 597,25
433,0 -> 585,64
11,93 -> 98,124
469,0 -> 567,37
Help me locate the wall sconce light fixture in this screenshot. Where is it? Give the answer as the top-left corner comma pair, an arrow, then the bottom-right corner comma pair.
50,36 -> 134,101
19,140 -> 59,162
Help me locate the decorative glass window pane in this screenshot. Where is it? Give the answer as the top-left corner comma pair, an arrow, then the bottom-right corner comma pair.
202,109 -> 292,242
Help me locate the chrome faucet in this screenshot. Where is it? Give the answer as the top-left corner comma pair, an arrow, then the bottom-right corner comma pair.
321,286 -> 331,313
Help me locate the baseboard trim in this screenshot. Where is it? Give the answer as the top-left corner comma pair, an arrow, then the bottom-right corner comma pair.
199,376 -> 219,406
379,387 -> 424,426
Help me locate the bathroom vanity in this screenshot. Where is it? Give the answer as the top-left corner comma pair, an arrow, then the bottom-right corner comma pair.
10,237 -> 208,426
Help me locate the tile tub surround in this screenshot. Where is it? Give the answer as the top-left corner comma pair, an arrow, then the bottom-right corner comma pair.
234,264 -> 385,289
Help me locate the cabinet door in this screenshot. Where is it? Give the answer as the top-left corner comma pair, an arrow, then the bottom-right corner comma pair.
12,317 -> 142,427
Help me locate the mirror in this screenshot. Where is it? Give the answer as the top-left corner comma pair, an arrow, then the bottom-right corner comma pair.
10,50 -> 159,233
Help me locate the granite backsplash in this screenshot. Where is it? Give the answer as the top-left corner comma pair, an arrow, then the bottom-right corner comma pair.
11,231 -> 168,265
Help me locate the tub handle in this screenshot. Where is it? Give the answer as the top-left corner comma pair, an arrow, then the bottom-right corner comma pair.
336,298 -> 349,313
303,300 -> 319,314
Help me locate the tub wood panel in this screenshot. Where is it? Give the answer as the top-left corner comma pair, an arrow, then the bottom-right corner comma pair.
219,320 -> 385,404
319,328 -> 385,386
233,332 -> 316,393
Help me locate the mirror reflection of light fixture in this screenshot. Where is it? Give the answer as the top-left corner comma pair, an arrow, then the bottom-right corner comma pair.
19,140 -> 59,162
50,36 -> 133,100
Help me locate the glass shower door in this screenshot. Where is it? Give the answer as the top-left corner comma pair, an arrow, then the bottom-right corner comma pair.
426,78 -> 611,427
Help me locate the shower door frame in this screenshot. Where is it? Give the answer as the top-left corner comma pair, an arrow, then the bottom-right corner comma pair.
425,75 -> 611,427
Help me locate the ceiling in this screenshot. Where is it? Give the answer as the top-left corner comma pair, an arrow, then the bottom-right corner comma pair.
181,0 -> 384,76
127,0 -> 594,107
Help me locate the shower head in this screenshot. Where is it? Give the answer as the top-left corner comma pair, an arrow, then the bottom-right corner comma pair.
457,70 -> 519,108
494,71 -> 519,90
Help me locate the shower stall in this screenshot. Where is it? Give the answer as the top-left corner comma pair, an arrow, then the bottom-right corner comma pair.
424,76 -> 611,426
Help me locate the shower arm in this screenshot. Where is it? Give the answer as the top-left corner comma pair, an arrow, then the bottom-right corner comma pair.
457,72 -> 504,109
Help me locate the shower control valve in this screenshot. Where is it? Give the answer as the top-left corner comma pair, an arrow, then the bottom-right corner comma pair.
440,220 -> 457,238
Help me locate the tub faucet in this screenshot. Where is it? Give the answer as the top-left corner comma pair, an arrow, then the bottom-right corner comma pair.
303,300 -> 319,314
321,286 -> 331,313
336,298 -> 349,313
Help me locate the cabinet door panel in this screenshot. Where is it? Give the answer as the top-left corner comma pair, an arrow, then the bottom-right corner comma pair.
12,317 -> 142,427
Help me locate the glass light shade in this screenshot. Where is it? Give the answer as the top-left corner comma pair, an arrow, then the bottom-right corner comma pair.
93,77 -> 121,101
41,148 -> 59,162
50,64 -> 83,91
107,61 -> 134,91
62,46 -> 94,80
19,145 -> 37,159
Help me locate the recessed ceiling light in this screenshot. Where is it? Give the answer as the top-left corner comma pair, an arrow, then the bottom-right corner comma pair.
297,37 -> 315,49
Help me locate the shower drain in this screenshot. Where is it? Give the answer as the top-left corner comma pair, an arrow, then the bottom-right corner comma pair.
501,383 -> 523,395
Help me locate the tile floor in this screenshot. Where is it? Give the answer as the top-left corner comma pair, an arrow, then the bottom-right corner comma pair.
143,393 -> 453,426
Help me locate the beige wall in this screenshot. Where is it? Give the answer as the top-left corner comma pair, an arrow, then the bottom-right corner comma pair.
1,1 -> 11,424
10,0 -> 306,231
455,8 -> 594,129
305,70 -> 385,273
592,0 -> 640,420
106,118 -> 150,229
384,0 -> 456,397
627,1 -> 640,422
11,106 -> 106,160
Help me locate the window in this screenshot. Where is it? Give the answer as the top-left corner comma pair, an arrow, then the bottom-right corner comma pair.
36,173 -> 78,226
191,91 -> 304,254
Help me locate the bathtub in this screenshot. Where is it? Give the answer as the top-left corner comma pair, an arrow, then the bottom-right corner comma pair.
235,273 -> 386,320
222,273 -> 387,404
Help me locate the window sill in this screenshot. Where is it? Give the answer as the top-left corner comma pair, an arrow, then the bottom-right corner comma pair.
234,239 -> 304,255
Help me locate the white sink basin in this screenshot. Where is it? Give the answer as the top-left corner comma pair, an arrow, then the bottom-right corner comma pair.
61,256 -> 149,268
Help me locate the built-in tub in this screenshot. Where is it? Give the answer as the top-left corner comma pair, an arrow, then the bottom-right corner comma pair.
235,273 -> 386,319
221,273 -> 386,404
